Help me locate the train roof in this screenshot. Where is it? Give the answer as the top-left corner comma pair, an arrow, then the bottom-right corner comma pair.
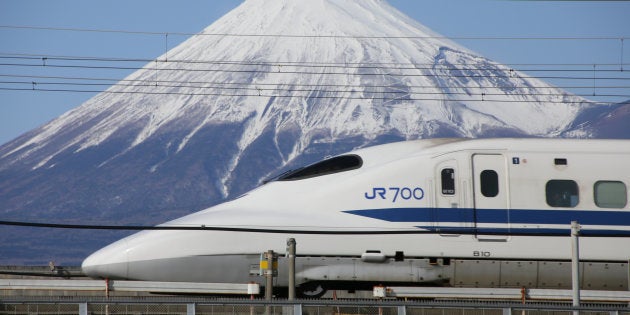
272,138 -> 629,182
350,138 -> 630,166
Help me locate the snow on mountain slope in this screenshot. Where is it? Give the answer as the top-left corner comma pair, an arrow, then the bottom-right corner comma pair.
0,0 -> 602,264
2,0 -> 589,169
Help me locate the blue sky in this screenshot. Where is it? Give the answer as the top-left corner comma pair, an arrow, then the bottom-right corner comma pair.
1,0 -> 628,145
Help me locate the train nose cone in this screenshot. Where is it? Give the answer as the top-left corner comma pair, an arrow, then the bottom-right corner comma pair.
81,239 -> 130,279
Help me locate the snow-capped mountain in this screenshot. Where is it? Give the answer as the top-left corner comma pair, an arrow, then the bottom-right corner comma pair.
0,0 -> 617,264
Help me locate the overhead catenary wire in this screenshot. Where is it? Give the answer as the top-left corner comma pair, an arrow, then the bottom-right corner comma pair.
1,24 -> 627,41
1,80 -> 628,100
2,72 -> 627,102
1,54 -> 629,74
2,61 -> 629,82
1,73 -> 628,91
1,78 -> 628,95
1,53 -> 628,88
1,87 -> 625,106
0,59 -> 627,101
3,80 -> 626,101
1,56 -> 628,102
2,87 -> 610,104
3,52 -> 629,70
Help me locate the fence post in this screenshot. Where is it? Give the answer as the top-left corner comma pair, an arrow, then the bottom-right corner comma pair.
187,303 -> 195,315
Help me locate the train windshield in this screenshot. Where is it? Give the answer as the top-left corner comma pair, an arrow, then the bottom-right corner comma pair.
278,155 -> 362,181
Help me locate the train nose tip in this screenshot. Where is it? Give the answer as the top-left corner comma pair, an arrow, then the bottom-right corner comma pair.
81,240 -> 130,279
81,258 -> 128,279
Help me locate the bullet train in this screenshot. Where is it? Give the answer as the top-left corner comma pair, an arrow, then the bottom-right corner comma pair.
82,138 -> 630,296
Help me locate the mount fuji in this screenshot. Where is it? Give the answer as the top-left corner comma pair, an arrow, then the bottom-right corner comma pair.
0,0 -> 623,264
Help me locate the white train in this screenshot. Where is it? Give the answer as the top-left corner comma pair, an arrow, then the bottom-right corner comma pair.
82,138 -> 630,296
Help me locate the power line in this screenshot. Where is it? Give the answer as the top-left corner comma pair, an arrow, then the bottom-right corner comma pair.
0,87 -> 614,104
3,54 -> 629,68
1,53 -> 627,103
1,80 -> 628,100
0,25 -> 172,36
0,25 -> 626,41
2,61 -> 629,81
1,54 -> 628,73
1,74 -> 627,91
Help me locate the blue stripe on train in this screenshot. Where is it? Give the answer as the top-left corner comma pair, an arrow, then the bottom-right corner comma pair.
344,207 -> 630,226
414,226 -> 630,236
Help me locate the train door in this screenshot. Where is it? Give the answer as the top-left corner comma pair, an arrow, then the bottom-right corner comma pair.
434,161 -> 473,234
472,154 -> 509,240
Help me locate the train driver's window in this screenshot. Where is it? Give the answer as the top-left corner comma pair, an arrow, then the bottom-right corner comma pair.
278,155 -> 362,181
594,181 -> 627,208
546,180 -> 579,207
441,168 -> 455,195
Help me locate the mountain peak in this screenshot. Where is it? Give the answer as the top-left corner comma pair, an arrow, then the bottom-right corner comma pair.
207,0 -> 444,37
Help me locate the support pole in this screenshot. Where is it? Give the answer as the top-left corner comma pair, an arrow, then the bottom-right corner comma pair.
571,221 -> 581,314
105,278 -> 110,315
263,250 -> 275,315
287,238 -> 296,300
105,278 -> 110,298
265,250 -> 274,301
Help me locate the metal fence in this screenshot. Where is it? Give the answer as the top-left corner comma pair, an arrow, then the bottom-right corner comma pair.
1,297 -> 629,315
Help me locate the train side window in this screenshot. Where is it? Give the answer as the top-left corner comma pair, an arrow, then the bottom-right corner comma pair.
441,168 -> 455,195
546,180 -> 579,207
480,170 -> 499,197
594,181 -> 627,208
